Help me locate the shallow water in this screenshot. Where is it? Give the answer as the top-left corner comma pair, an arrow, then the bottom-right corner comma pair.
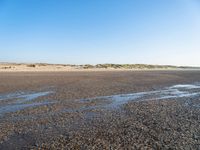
0,91 -> 54,116
170,84 -> 200,89
0,91 -> 52,102
0,102 -> 54,115
0,83 -> 199,116
79,84 -> 200,109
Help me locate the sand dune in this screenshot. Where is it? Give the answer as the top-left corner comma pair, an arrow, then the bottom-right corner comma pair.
0,63 -> 197,72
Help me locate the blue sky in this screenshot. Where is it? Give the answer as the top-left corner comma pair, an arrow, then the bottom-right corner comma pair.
0,0 -> 200,66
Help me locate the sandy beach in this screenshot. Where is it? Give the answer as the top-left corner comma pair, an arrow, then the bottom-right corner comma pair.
0,63 -> 185,72
0,71 -> 199,149
1,0 -> 200,149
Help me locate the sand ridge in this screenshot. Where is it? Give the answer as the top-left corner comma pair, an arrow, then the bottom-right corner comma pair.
0,63 -> 193,72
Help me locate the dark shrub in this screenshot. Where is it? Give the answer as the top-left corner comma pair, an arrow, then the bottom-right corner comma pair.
27,64 -> 36,67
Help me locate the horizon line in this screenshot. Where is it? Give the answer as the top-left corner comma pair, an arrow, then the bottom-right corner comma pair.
1,62 -> 200,68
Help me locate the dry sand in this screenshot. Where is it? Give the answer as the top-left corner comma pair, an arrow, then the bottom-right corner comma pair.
0,63 -> 79,72
0,63 -> 180,72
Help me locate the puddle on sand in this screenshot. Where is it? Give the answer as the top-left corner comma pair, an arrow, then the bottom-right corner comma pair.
15,91 -> 53,104
170,84 -> 200,89
1,83 -> 200,118
0,91 -> 52,102
0,102 -> 54,116
56,83 -> 200,117
78,83 -> 200,110
0,91 -> 54,116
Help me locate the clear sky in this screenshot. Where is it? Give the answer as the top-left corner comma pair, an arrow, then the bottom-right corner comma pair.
0,0 -> 200,66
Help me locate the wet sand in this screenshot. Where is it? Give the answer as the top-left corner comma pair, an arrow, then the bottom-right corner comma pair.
0,71 -> 200,149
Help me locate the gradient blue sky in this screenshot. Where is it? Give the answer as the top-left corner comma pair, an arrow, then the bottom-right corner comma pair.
0,0 -> 200,66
